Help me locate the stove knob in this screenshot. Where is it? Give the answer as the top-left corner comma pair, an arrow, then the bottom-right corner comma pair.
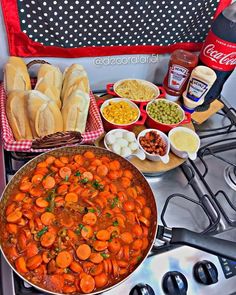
130,283 -> 155,295
162,271 -> 188,295
193,260 -> 218,285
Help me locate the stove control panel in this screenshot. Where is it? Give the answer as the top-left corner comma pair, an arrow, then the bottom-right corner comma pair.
193,260 -> 218,285
162,271 -> 188,295
2,246 -> 236,295
218,257 -> 236,279
130,283 -> 155,295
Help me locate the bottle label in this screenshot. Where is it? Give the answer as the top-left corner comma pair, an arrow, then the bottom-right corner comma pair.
200,30 -> 236,71
187,78 -> 208,101
168,64 -> 189,90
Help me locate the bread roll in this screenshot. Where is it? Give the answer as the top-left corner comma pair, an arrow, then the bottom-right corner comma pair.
61,64 -> 90,103
6,90 -> 33,140
4,57 -> 31,93
27,90 -> 63,138
61,89 -> 90,133
37,64 -> 63,90
35,78 -> 61,109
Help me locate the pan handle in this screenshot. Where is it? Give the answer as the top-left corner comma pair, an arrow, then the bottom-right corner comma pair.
157,225 -> 236,261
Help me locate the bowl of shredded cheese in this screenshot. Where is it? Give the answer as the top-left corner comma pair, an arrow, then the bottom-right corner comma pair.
97,97 -> 147,131
168,127 -> 200,160
106,79 -> 166,103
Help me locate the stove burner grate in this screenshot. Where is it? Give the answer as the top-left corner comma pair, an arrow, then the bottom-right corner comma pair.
160,163 -> 221,235
224,165 -> 236,191
191,138 -> 236,226
194,104 -> 236,139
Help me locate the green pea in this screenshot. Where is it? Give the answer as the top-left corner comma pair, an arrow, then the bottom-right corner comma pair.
148,101 -> 183,124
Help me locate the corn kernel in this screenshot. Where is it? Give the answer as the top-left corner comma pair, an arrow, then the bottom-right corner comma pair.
102,101 -> 139,124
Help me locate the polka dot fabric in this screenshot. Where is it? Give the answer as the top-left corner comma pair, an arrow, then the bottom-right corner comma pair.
17,0 -> 220,48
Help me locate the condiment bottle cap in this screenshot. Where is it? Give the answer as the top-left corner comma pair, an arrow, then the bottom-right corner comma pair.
165,93 -> 180,102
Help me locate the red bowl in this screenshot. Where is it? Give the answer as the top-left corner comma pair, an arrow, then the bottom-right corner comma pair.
106,79 -> 166,105
97,98 -> 147,132
140,99 -> 191,133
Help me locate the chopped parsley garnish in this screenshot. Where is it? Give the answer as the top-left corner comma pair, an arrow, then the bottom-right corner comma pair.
113,220 -> 119,227
137,256 -> 142,262
78,206 -> 86,214
46,189 -> 56,201
80,178 -> 88,184
111,231 -> 118,238
74,228 -> 81,235
106,212 -> 112,218
88,208 -> 96,213
75,224 -> 84,235
92,180 -> 104,191
45,190 -> 55,212
75,171 -> 81,177
37,226 -> 48,237
110,196 -> 119,209
100,253 -> 110,259
65,175 -> 69,181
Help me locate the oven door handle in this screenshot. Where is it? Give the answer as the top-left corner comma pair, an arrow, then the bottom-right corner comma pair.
157,225 -> 236,261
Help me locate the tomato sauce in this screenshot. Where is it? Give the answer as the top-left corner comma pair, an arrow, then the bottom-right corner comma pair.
163,49 -> 198,101
1,151 -> 152,294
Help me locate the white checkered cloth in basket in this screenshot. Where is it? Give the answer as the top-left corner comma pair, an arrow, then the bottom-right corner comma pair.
0,82 -> 104,152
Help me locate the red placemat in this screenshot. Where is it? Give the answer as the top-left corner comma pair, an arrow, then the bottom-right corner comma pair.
0,82 -> 104,152
0,0 -> 231,57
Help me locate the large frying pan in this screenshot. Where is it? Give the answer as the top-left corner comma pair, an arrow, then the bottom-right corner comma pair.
0,146 -> 235,295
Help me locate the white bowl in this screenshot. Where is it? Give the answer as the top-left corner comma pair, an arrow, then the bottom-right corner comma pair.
111,79 -> 161,103
99,97 -> 142,127
104,129 -> 146,160
168,127 -> 200,160
137,129 -> 170,163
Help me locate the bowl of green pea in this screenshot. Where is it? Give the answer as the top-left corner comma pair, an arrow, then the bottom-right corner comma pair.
143,99 -> 192,133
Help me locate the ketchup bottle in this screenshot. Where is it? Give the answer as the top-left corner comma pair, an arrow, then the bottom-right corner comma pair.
163,50 -> 198,101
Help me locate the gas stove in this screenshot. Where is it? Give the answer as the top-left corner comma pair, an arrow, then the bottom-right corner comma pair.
0,97 -> 236,295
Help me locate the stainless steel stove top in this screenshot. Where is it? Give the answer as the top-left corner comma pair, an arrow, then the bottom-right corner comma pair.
0,97 -> 236,295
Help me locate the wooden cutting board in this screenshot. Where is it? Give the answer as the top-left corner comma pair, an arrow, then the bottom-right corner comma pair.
191,99 -> 224,124
95,122 -> 195,175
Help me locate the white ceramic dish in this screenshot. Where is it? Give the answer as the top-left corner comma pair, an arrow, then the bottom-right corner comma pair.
168,127 -> 200,160
104,129 -> 146,160
106,78 -> 165,103
137,129 -> 170,163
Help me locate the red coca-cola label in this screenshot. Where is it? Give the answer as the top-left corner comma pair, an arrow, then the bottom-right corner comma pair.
200,30 -> 236,72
